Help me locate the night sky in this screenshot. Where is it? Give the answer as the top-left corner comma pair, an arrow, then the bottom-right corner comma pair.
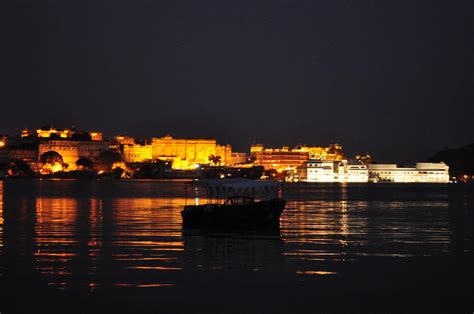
6,0 -> 473,163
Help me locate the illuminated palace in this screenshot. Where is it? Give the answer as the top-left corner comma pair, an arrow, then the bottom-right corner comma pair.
251,143 -> 344,172
38,140 -> 109,171
113,136 -> 153,163
367,163 -> 450,183
298,161 -> 450,183
299,160 -> 369,183
151,135 -> 232,169
22,126 -> 107,171
22,126 -> 103,141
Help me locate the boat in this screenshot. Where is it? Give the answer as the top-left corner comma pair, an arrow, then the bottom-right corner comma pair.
181,179 -> 286,229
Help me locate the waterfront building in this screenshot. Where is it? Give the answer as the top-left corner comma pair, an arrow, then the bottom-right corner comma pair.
231,152 -> 248,164
123,144 -> 153,163
299,160 -> 369,182
367,162 -> 449,183
151,135 -> 232,169
250,143 -> 344,172
0,135 -> 39,171
38,140 -> 110,171
252,147 -> 309,172
114,135 -> 136,145
0,147 -> 39,171
216,144 -> 233,165
299,161 -> 449,183
355,153 -> 373,164
21,127 -> 103,141
89,131 -> 103,141
294,143 -> 344,161
35,127 -> 72,139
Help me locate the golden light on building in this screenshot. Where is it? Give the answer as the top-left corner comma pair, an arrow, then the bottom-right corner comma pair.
123,144 -> 152,163
40,161 -> 65,174
38,140 -> 110,171
36,127 -> 71,139
114,135 -> 135,145
89,131 -> 103,141
21,129 -> 31,137
151,135 -> 232,170
251,143 -> 345,171
51,163 -> 64,173
250,144 -> 264,153
20,127 -> 102,141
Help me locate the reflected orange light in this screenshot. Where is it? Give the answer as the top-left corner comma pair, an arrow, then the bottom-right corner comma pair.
34,197 -> 79,282
0,181 -> 3,252
127,266 -> 182,271
296,270 -> 337,275
114,283 -> 175,288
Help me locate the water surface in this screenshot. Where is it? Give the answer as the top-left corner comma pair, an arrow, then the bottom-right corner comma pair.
1,180 -> 472,313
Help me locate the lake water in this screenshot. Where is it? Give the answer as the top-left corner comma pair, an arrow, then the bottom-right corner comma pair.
1,180 -> 472,313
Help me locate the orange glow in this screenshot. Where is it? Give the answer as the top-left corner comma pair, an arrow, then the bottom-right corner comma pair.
21,129 -> 31,137
38,140 -> 109,171
123,144 -> 153,162
11,192 -> 188,290
40,161 -> 65,174
251,143 -> 344,171
114,283 -> 175,288
0,140 -> 5,147
51,163 -> 63,172
0,181 -> 3,253
89,131 -> 103,141
296,270 -> 337,275
152,135 -> 232,169
127,266 -> 182,271
36,127 -> 71,138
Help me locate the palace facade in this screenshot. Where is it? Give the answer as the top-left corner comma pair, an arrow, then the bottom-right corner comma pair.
151,135 -> 232,169
38,140 -> 110,171
299,160 -> 368,182
368,163 -> 450,183
251,143 -> 344,172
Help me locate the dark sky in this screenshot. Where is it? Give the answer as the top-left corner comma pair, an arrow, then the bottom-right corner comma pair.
5,0 -> 473,163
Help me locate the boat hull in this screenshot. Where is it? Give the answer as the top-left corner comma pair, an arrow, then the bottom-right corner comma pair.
181,199 -> 286,229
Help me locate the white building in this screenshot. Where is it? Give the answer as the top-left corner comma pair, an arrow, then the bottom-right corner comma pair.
367,162 -> 449,183
301,160 -> 369,183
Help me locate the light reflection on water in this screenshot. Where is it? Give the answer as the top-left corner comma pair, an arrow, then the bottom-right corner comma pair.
0,181 -> 3,278
0,180 -> 472,312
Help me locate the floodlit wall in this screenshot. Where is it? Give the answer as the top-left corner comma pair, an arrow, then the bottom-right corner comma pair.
151,136 -> 232,169
304,160 -> 369,182
123,145 -> 153,163
38,140 -> 109,171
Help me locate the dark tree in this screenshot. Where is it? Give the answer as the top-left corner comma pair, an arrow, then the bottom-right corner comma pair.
97,150 -> 123,171
112,167 -> 124,178
76,157 -> 94,170
208,155 -> 222,165
40,151 -> 63,165
0,159 -> 35,177
49,133 -> 61,140
11,159 -> 35,176
133,161 -> 171,178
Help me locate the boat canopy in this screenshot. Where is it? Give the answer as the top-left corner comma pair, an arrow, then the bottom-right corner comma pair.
191,178 -> 281,190
188,179 -> 282,202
